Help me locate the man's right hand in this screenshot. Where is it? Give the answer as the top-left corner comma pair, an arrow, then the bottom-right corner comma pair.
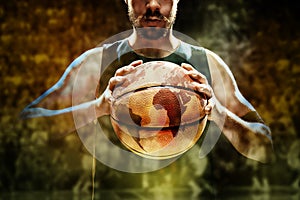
95,60 -> 143,116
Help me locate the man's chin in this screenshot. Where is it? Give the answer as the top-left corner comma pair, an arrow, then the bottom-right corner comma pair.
136,27 -> 170,40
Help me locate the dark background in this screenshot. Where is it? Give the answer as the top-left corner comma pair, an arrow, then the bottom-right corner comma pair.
1,0 -> 299,198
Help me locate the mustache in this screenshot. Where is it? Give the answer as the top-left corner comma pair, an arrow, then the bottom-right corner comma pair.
135,9 -> 171,24
144,9 -> 164,20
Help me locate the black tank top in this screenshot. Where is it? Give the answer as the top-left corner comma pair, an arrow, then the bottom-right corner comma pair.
98,39 -> 211,95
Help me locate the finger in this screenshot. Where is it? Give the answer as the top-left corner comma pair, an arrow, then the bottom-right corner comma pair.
181,63 -> 194,71
181,63 -> 209,84
114,60 -> 143,76
191,82 -> 212,99
205,98 -> 215,115
115,65 -> 134,76
104,89 -> 113,103
108,76 -> 125,91
129,60 -> 143,67
187,71 -> 209,85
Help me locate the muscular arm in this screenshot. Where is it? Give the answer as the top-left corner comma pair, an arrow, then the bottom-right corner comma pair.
20,47 -> 104,132
20,47 -> 141,134
206,49 -> 273,163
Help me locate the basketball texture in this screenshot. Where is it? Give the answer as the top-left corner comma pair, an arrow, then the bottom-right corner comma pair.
110,61 -> 208,159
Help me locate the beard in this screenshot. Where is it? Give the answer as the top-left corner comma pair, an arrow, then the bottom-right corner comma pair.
128,4 -> 177,40
135,27 -> 169,40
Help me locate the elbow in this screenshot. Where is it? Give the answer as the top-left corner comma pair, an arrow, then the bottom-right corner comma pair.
19,108 -> 30,119
19,107 -> 45,119
247,125 -> 275,163
260,123 -> 272,141
19,107 -> 35,119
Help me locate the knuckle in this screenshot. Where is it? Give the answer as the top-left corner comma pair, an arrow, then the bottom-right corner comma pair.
109,77 -> 116,84
115,68 -> 122,75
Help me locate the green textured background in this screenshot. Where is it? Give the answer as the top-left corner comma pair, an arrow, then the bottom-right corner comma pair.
1,0 -> 299,199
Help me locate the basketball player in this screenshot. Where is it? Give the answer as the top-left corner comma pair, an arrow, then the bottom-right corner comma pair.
21,0 -> 273,163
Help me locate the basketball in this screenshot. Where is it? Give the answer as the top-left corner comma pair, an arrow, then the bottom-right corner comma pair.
110,61 -> 208,159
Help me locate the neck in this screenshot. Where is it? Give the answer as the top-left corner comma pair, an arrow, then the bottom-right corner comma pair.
128,27 -> 180,58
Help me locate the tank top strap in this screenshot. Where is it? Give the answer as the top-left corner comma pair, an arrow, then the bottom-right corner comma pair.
175,41 -> 211,85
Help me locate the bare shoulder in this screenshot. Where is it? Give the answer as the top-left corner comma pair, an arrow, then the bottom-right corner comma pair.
204,48 -> 255,116
204,49 -> 236,83
204,48 -> 237,98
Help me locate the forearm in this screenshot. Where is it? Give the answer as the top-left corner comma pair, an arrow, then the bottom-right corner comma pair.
21,97 -> 109,130
211,104 -> 273,163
